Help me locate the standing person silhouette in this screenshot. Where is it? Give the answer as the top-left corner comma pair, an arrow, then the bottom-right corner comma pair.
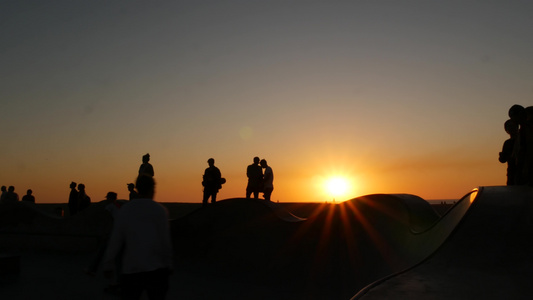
68,182 -> 79,215
86,192 -> 121,278
103,175 -> 173,300
508,104 -> 527,184
260,159 -> 274,201
246,157 -> 263,199
77,183 -> 91,212
1,186 -> 7,203
522,106 -> 533,184
138,153 -> 154,177
499,119 -> 519,185
202,158 -> 222,206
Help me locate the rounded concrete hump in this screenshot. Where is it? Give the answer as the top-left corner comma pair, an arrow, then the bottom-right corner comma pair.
259,200 -> 306,222
389,194 -> 441,232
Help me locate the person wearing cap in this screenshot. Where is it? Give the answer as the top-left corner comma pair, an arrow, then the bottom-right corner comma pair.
127,183 -> 139,200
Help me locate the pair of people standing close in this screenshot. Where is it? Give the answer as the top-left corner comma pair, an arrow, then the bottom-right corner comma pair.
67,182 -> 91,216
499,105 -> 533,185
1,186 -> 19,203
246,157 -> 274,201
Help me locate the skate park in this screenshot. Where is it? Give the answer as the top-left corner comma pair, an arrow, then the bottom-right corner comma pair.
1,185 -> 532,299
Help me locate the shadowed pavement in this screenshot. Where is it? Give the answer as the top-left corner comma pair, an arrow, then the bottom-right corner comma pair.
3,187 -> 527,299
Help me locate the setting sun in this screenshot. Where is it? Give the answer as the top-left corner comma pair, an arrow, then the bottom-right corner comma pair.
325,177 -> 351,201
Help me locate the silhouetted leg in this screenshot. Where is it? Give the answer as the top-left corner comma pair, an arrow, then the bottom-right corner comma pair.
264,188 -> 273,201
145,268 -> 170,300
211,192 -> 217,204
202,191 -> 209,206
121,272 -> 144,300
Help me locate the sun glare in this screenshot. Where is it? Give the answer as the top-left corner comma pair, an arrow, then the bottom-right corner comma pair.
325,177 -> 350,201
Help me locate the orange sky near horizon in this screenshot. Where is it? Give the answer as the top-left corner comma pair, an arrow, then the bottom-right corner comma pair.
2,138 -> 505,204
0,1 -> 527,204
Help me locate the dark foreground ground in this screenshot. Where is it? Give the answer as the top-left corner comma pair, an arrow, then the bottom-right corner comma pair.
0,197 -> 474,300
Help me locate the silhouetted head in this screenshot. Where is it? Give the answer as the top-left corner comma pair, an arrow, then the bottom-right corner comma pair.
26,189 -> 32,195
70,182 -> 77,189
127,183 -> 135,192
106,192 -> 117,201
509,104 -> 525,123
1,186 -> 6,192
260,159 -> 268,168
142,153 -> 150,163
253,157 -> 260,164
136,175 -> 155,199
8,186 -> 14,192
207,158 -> 215,166
504,119 -> 519,136
78,184 -> 85,192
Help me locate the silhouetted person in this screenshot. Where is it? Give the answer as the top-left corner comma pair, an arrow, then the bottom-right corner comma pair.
4,186 -> 19,203
104,192 -> 122,219
103,175 -> 173,300
68,182 -> 79,215
260,159 -> 274,201
138,153 -> 154,177
522,106 -> 533,185
0,186 -> 7,203
127,183 -> 139,200
77,183 -> 91,212
86,192 -> 119,274
509,104 -> 527,184
21,189 -> 35,203
202,158 -> 222,206
499,119 -> 519,185
86,192 -> 122,292
246,157 -> 263,199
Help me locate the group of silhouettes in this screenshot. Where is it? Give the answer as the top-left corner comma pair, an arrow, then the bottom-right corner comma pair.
499,104 -> 533,185
0,185 -> 35,204
91,154 -> 274,298
66,154 -> 152,216
201,156 -> 274,206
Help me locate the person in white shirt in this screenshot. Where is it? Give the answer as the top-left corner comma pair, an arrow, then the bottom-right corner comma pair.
103,175 -> 173,300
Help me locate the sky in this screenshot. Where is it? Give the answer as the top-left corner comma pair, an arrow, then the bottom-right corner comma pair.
1,1 -> 532,203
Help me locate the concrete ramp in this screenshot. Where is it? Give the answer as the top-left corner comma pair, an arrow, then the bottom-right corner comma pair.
294,191 -> 475,299
354,186 -> 533,300
169,194 -> 476,299
260,200 -> 307,222
1,192 -> 492,299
